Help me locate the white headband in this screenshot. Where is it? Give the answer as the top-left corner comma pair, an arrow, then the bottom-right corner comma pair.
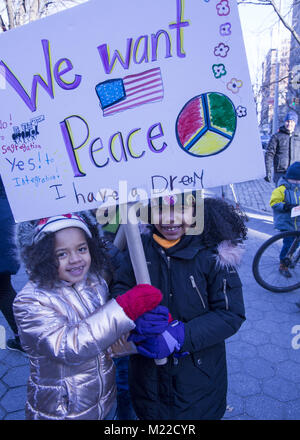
34,214 -> 92,243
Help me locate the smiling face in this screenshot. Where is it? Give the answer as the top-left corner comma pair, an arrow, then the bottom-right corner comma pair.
153,204 -> 195,241
54,227 -> 91,284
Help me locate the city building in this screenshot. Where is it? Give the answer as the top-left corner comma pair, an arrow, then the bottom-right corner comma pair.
287,0 -> 300,115
260,38 -> 291,134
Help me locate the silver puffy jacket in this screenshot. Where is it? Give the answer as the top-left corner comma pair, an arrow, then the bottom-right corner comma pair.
13,274 -> 136,420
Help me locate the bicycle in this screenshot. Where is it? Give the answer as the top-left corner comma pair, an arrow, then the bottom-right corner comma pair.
252,230 -> 300,293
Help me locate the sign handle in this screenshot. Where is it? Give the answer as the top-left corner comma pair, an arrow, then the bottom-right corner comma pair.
120,203 -> 167,365
113,224 -> 127,251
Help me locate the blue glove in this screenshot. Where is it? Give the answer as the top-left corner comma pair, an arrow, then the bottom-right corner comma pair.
283,202 -> 298,212
128,305 -> 170,344
135,320 -> 185,359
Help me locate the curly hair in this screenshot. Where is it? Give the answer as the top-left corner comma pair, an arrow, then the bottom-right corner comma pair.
18,213 -> 112,289
201,197 -> 248,247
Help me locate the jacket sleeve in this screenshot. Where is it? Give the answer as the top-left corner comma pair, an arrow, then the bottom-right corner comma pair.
104,240 -> 125,271
181,264 -> 246,353
102,241 -> 125,287
110,249 -> 136,298
265,134 -> 278,177
270,185 -> 286,212
13,282 -> 135,365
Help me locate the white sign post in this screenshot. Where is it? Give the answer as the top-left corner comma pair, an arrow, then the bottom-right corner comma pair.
0,0 -> 265,223
119,203 -> 167,365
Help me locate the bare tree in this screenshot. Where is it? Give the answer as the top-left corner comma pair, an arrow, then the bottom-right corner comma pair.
237,0 -> 300,45
0,0 -> 86,31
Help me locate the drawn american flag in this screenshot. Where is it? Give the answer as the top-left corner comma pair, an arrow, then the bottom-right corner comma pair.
95,67 -> 164,117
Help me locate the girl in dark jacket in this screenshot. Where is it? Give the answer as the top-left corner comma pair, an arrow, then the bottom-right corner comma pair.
111,195 -> 247,420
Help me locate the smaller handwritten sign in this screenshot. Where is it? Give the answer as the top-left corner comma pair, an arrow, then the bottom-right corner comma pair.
291,206 -> 300,218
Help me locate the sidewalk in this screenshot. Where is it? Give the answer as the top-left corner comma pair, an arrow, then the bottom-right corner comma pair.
207,177 -> 274,214
0,265 -> 29,420
1,178 -> 300,420
225,207 -> 300,420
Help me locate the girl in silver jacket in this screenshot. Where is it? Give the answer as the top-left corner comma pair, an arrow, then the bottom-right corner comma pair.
13,213 -> 162,420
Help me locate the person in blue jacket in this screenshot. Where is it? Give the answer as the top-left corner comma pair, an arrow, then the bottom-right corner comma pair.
269,161 -> 300,278
111,194 -> 246,420
0,175 -> 22,351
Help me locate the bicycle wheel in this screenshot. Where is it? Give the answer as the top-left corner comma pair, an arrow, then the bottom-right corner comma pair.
252,230 -> 300,292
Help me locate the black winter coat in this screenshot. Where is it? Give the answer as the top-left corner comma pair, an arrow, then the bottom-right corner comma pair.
111,233 -> 245,420
265,126 -> 300,177
0,176 -> 20,275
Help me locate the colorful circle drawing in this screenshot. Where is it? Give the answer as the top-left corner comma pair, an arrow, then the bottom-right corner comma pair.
175,92 -> 237,157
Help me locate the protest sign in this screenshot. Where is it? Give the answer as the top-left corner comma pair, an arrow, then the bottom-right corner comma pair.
0,0 -> 265,222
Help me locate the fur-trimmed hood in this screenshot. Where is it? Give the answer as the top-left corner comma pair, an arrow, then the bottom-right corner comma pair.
14,219 -> 37,265
215,240 -> 245,269
15,220 -> 38,250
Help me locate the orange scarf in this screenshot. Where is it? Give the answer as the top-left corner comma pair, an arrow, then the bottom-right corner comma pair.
153,233 -> 181,249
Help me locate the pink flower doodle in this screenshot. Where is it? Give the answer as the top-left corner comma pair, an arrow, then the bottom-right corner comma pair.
214,42 -> 230,58
219,22 -> 231,36
216,0 -> 230,17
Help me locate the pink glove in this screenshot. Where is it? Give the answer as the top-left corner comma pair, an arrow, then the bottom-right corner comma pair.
115,284 -> 162,321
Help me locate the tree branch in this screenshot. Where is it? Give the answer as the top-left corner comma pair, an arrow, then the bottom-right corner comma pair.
0,14 -> 7,32
4,0 -> 15,29
269,0 -> 300,46
238,0 -> 300,46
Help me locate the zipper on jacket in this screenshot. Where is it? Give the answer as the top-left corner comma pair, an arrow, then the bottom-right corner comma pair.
167,256 -> 171,270
294,188 -> 298,231
223,278 -> 229,311
167,256 -> 173,299
96,355 -> 104,419
189,275 -> 206,309
73,286 -> 91,316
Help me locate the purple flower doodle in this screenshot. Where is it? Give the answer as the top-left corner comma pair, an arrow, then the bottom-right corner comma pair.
236,105 -> 247,117
214,42 -> 230,58
216,0 -> 230,17
220,22 -> 231,36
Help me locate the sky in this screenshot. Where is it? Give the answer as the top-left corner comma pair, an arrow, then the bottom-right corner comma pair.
238,0 -> 294,83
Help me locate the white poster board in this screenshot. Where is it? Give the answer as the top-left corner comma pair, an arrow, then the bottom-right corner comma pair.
0,0 -> 265,222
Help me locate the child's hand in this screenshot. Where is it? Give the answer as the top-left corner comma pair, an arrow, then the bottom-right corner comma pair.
134,320 -> 185,359
115,284 -> 162,321
128,305 -> 172,343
